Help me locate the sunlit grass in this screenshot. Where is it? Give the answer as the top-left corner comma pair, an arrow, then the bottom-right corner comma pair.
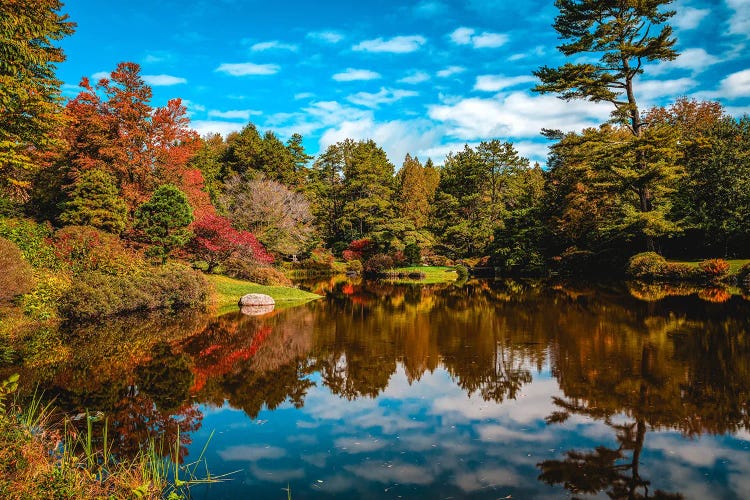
384,266 -> 458,285
205,274 -> 322,314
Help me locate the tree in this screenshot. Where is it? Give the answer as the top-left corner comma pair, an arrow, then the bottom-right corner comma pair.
188,214 -> 272,272
286,133 -> 312,189
534,0 -> 679,250
397,154 -> 437,230
222,175 -> 315,257
59,168 -> 128,234
0,0 -> 75,202
135,185 -> 193,263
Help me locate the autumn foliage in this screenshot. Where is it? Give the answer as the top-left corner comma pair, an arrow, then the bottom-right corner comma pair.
189,214 -> 273,272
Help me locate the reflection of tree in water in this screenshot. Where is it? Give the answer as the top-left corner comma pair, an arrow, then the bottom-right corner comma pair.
182,307 -> 316,419
537,285 -> 750,499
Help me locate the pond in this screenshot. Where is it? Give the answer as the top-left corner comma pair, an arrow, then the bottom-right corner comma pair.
8,278 -> 750,499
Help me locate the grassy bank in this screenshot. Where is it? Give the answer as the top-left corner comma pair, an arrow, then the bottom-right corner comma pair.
206,274 -> 322,313
384,266 -> 458,285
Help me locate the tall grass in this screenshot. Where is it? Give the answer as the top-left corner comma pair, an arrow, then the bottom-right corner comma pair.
0,375 -> 231,499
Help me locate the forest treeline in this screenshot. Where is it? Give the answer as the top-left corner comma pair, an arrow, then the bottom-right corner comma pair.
2,0 -> 750,292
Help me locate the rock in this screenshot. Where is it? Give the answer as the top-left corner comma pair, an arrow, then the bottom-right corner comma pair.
238,293 -> 275,307
240,304 -> 275,316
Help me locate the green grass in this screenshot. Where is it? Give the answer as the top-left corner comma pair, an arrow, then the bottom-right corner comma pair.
385,266 -> 458,285
669,259 -> 750,274
205,274 -> 322,313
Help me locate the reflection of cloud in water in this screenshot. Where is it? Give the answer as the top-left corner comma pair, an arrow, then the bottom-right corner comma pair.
249,464 -> 306,483
287,434 -> 318,445
453,465 -> 521,492
300,452 -> 328,468
334,436 -> 386,453
476,424 -> 553,442
344,461 -> 434,485
218,444 -> 286,461
432,376 -> 561,425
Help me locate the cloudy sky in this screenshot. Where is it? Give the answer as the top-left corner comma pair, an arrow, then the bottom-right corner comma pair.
58,0 -> 750,165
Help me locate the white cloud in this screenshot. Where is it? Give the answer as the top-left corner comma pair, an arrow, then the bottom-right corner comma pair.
294,92 -> 315,100
474,74 -> 536,92
91,71 -> 110,81
399,71 -> 430,84
650,47 -> 721,75
207,109 -> 262,120
437,65 -> 465,78
472,32 -> 509,48
347,88 -> 418,108
217,445 -> 286,462
449,27 -> 475,45
307,30 -> 344,44
716,68 -> 750,98
215,62 -> 280,76
637,77 -> 698,100
332,68 -> 381,81
190,119 -> 244,137
181,99 -> 206,115
672,5 -> 710,30
449,27 -> 508,48
142,74 -> 186,86
428,91 -> 612,140
727,0 -> 750,37
250,40 -> 298,52
352,35 -> 427,53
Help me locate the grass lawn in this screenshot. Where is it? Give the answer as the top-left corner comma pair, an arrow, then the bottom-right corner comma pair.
205,274 -> 322,314
669,259 -> 750,274
385,266 -> 458,284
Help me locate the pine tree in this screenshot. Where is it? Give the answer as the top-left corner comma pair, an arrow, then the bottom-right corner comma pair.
135,185 -> 194,263
534,0 -> 680,250
0,0 -> 75,202
60,169 -> 128,234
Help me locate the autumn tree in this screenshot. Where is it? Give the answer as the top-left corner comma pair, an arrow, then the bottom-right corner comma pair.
397,154 -> 438,230
59,63 -> 204,215
534,0 -> 679,251
135,184 -> 194,263
59,168 -> 128,234
222,175 -> 315,257
0,0 -> 74,203
188,213 -> 272,272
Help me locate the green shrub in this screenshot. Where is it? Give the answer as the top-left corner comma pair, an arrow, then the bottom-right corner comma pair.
300,247 -> 335,270
0,218 -> 60,269
627,252 -> 667,280
0,238 -> 34,303
697,259 -> 731,283
363,254 -> 394,275
21,273 -> 71,320
423,254 -> 453,266
454,264 -> 469,280
661,262 -> 696,281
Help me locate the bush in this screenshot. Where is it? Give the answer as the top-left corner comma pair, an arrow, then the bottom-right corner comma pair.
738,263 -> 750,289
225,262 -> 292,286
697,259 -> 731,283
363,254 -> 394,276
423,254 -> 453,266
661,262 -> 696,281
52,226 -> 137,275
0,218 -> 60,269
0,238 -> 34,303
627,252 -> 667,280
58,264 -> 207,322
346,259 -> 363,274
454,264 -> 469,280
300,247 -> 335,270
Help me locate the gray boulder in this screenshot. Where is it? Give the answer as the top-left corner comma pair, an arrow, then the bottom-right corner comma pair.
238,293 -> 275,307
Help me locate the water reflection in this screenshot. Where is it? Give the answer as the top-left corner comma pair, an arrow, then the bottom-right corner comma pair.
4,279 -> 750,498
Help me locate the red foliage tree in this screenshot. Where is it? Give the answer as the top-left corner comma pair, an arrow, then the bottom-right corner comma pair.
189,214 -> 273,272
342,238 -> 375,262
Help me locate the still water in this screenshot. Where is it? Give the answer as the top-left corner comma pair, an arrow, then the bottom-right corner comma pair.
13,278 -> 750,498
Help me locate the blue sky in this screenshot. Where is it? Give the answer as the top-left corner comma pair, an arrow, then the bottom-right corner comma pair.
58,0 -> 750,165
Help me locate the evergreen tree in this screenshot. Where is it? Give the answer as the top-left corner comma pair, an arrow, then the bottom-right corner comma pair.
135,184 -> 194,263
60,169 -> 128,234
0,0 -> 75,202
286,133 -> 312,189
397,154 -> 432,229
534,0 -> 679,250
